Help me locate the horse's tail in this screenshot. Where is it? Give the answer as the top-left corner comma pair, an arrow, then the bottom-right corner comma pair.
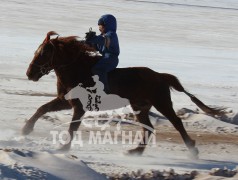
161,73 -> 226,116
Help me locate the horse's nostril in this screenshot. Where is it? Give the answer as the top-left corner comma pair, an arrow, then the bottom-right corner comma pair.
26,71 -> 32,79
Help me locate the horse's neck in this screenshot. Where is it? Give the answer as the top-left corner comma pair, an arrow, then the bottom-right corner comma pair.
54,40 -> 100,89
54,56 -> 98,89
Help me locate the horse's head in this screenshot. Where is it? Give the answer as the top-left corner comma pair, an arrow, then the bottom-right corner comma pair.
26,31 -> 58,81
27,31 -> 100,83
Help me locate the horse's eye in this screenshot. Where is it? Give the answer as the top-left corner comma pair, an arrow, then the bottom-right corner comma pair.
34,44 -> 52,57
42,45 -> 53,54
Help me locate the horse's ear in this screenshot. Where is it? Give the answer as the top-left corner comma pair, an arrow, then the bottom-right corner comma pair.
43,31 -> 59,43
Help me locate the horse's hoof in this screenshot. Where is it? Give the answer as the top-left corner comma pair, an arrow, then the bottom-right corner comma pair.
58,143 -> 71,152
22,123 -> 34,135
189,147 -> 199,159
125,147 -> 144,156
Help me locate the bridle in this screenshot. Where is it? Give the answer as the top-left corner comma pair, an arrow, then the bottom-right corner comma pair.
30,41 -> 56,76
31,61 -> 54,76
31,41 -> 81,76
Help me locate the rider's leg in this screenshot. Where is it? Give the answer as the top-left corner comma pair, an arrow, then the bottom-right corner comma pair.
91,56 -> 118,93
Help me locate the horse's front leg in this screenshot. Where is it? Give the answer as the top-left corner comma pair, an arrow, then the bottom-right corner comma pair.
22,97 -> 72,135
60,100 -> 85,151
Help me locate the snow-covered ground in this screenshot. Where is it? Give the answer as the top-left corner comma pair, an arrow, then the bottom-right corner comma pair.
1,0 -> 238,179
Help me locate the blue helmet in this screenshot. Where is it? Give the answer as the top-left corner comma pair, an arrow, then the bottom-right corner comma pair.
98,14 -> 117,33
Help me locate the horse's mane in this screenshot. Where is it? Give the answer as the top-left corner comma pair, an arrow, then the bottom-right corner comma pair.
44,31 -> 99,56
57,36 -> 98,55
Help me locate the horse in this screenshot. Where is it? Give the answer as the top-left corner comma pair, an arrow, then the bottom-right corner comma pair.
23,31 -> 226,156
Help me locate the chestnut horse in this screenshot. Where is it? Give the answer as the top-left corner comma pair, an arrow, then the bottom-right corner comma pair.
23,31 -> 225,156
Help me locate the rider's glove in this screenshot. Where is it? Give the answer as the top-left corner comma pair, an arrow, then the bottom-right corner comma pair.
85,28 -> 96,42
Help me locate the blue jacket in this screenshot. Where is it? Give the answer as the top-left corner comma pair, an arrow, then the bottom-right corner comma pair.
90,14 -> 120,57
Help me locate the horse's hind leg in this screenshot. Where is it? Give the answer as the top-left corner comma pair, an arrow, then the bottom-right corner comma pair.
22,97 -> 71,135
153,98 -> 199,157
127,102 -> 153,156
